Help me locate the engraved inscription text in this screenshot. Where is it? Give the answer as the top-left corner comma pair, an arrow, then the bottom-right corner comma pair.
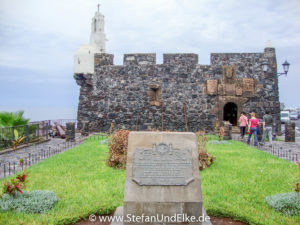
132,143 -> 194,186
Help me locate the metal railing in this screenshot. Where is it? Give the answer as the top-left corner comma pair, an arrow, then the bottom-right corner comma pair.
29,119 -> 78,128
0,123 -> 50,150
1,120 -> 78,151
232,135 -> 299,163
0,134 -> 106,179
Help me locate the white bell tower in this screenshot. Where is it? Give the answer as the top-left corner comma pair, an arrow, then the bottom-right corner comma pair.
90,4 -> 107,52
74,4 -> 107,74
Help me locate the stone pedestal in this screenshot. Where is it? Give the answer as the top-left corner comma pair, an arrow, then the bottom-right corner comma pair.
285,122 -> 295,142
122,132 -> 204,225
223,122 -> 232,140
66,123 -> 75,141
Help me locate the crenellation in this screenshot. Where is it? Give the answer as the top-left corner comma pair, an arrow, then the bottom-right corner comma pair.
163,53 -> 198,65
124,53 -> 156,66
94,53 -> 114,67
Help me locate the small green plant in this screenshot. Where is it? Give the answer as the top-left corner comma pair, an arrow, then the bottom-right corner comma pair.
19,158 -> 24,166
12,129 -> 25,151
2,169 -> 28,197
265,192 -> 300,216
0,190 -> 59,214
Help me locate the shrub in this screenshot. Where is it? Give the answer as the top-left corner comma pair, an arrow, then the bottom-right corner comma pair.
2,170 -> 28,197
0,111 -> 29,127
265,192 -> 300,216
107,130 -> 130,169
196,131 -> 216,170
0,190 -> 59,214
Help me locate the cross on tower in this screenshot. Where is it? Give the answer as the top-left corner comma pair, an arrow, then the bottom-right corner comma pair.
97,4 -> 101,12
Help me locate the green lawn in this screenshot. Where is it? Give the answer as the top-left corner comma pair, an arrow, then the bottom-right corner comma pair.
0,138 -> 125,225
202,141 -> 299,225
0,137 -> 299,225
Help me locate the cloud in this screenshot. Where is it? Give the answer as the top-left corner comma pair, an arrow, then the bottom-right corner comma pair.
0,0 -> 299,108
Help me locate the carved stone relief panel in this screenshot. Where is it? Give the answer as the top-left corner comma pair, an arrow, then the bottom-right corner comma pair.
206,80 -> 218,95
242,78 -> 255,92
236,78 -> 243,96
225,83 -> 236,96
222,65 -> 236,84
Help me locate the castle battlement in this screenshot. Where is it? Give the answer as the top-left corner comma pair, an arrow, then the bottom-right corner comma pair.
95,53 -> 200,67
92,49 -> 274,68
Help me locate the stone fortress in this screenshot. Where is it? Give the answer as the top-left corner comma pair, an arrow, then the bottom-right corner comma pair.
74,7 -> 280,134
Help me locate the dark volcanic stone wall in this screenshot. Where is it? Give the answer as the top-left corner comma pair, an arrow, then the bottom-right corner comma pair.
211,48 -> 280,132
74,48 -> 280,133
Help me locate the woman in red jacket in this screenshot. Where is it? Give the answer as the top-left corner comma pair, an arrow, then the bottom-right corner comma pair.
247,112 -> 259,146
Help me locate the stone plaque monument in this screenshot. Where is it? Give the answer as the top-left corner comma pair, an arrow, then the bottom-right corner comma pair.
132,143 -> 194,186
120,132 -> 205,225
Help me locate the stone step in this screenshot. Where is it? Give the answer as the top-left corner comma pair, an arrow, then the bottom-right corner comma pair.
232,126 -> 240,134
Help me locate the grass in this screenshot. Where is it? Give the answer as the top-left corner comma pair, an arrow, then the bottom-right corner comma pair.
0,137 -> 125,225
202,140 -> 299,225
0,137 -> 299,225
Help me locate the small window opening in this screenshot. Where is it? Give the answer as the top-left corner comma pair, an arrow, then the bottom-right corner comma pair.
148,84 -> 161,106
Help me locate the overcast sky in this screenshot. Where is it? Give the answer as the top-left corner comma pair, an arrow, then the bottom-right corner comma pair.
0,0 -> 299,120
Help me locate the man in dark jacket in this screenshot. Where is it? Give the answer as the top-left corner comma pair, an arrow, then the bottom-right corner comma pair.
260,111 -> 273,147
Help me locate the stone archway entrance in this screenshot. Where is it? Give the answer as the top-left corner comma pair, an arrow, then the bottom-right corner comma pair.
223,102 -> 238,126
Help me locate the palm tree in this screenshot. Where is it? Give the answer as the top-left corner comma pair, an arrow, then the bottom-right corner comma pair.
0,111 -> 29,127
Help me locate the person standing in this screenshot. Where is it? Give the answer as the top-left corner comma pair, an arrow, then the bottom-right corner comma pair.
247,112 -> 259,146
238,112 -> 248,139
260,111 -> 273,147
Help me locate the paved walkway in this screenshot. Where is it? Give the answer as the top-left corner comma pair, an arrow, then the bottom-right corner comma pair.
0,138 -> 66,164
0,136 -> 83,179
